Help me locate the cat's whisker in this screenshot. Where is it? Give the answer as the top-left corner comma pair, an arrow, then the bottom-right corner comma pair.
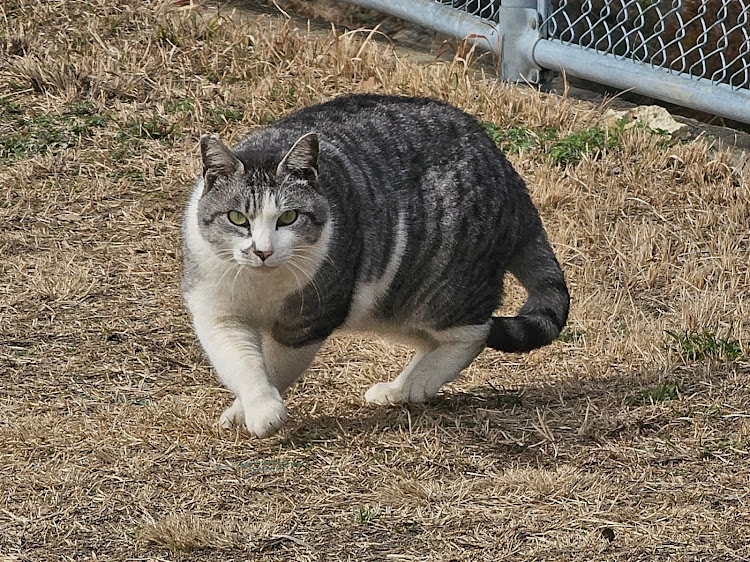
281,262 -> 306,315
229,262 -> 245,305
286,259 -> 323,312
289,252 -> 318,265
217,258 -> 243,286
298,244 -> 339,266
293,247 -> 340,276
214,248 -> 236,258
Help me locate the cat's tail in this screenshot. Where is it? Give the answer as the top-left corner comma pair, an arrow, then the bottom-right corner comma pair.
486,232 -> 570,352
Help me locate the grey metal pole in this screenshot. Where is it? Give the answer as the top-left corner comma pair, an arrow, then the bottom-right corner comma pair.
533,40 -> 750,125
339,0 -> 501,50
338,0 -> 543,82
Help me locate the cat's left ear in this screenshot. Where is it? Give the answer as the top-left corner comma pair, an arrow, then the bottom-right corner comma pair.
276,132 -> 319,179
200,135 -> 245,193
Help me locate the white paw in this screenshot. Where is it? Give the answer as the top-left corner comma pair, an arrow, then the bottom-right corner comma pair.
219,398 -> 244,429
365,381 -> 407,405
218,394 -> 288,438
242,394 -> 288,438
366,378 -> 443,405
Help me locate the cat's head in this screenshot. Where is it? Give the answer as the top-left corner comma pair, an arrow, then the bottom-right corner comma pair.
196,132 -> 331,274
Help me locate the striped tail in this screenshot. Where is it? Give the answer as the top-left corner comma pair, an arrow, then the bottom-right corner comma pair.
486,232 -> 570,353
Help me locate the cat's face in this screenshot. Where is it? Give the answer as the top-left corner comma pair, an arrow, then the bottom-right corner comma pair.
196,133 -> 330,274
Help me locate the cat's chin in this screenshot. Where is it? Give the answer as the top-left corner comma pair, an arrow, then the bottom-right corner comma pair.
242,261 -> 282,272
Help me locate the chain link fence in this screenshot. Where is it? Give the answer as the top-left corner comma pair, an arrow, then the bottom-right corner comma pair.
342,0 -> 750,124
546,1 -> 747,91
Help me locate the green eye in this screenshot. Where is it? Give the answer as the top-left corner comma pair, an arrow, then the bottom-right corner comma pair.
277,210 -> 298,227
227,210 -> 249,226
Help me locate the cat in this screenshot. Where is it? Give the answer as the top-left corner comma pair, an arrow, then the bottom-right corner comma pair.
181,94 -> 569,437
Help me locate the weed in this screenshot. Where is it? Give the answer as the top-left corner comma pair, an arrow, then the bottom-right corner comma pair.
493,392 -> 523,408
155,23 -> 180,46
209,103 -> 244,127
355,505 -> 382,524
666,328 -> 743,362
474,384 -> 523,408
484,121 -> 625,166
558,327 -> 586,344
625,381 -> 681,406
120,117 -> 177,141
0,103 -> 108,162
548,126 -> 619,166
483,122 -> 557,155
165,98 -> 194,114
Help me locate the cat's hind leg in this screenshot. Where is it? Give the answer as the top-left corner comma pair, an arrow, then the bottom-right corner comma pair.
365,324 -> 489,405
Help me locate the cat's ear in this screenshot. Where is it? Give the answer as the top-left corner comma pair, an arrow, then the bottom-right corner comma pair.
200,135 -> 244,193
276,132 -> 319,179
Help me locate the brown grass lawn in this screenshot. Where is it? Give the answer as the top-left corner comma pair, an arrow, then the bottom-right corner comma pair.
2,1 -> 750,560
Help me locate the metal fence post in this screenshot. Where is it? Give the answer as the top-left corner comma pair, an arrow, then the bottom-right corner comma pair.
339,0 -> 750,123
338,0 -> 545,84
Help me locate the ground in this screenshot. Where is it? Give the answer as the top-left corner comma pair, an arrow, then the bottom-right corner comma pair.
1,1 -> 749,560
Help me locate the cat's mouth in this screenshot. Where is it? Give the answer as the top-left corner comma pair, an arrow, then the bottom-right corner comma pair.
231,248 -> 283,269
237,258 -> 282,270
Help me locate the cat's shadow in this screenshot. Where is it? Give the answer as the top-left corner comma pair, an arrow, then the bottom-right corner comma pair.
278,366 -> 728,457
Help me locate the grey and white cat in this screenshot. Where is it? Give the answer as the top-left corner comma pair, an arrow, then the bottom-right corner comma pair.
182,94 -> 569,437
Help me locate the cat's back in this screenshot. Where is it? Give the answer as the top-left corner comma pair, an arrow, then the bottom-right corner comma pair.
283,94 -> 490,148
237,95 -> 499,170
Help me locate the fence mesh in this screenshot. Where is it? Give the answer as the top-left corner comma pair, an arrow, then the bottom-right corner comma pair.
433,0 -> 750,91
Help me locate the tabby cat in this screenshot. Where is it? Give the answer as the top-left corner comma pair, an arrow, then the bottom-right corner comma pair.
182,94 -> 569,437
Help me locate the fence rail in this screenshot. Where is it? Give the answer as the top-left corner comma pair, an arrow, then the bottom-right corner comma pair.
340,0 -> 750,124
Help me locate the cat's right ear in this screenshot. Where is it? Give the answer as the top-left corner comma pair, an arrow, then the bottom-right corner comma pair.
200,135 -> 244,193
276,132 -> 319,180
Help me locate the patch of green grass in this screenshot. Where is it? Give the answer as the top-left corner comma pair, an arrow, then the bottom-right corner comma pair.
0,101 -> 108,162
483,123 -> 557,155
625,381 -> 681,406
118,117 -> 177,141
698,437 -> 748,460
548,126 -> 620,166
164,98 -> 194,114
212,459 -> 302,474
355,505 -> 382,525
483,118 -> 643,166
112,116 -> 178,160
666,328 -> 744,362
270,86 -> 298,104
0,98 -> 23,116
278,427 -> 330,451
558,327 -> 586,344
208,103 -> 244,128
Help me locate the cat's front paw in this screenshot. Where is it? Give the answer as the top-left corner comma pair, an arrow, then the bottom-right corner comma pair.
219,397 -> 245,429
243,396 -> 288,438
218,394 -> 288,437
365,381 -> 407,405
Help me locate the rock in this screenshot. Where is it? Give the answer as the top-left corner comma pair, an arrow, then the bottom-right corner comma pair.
604,105 -> 688,137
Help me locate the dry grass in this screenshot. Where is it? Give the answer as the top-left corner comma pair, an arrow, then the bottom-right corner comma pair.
1,1 -> 750,560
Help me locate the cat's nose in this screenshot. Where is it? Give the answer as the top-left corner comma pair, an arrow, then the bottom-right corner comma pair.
253,249 -> 274,261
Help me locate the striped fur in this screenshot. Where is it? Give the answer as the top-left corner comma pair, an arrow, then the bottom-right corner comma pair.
182,94 -> 569,436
